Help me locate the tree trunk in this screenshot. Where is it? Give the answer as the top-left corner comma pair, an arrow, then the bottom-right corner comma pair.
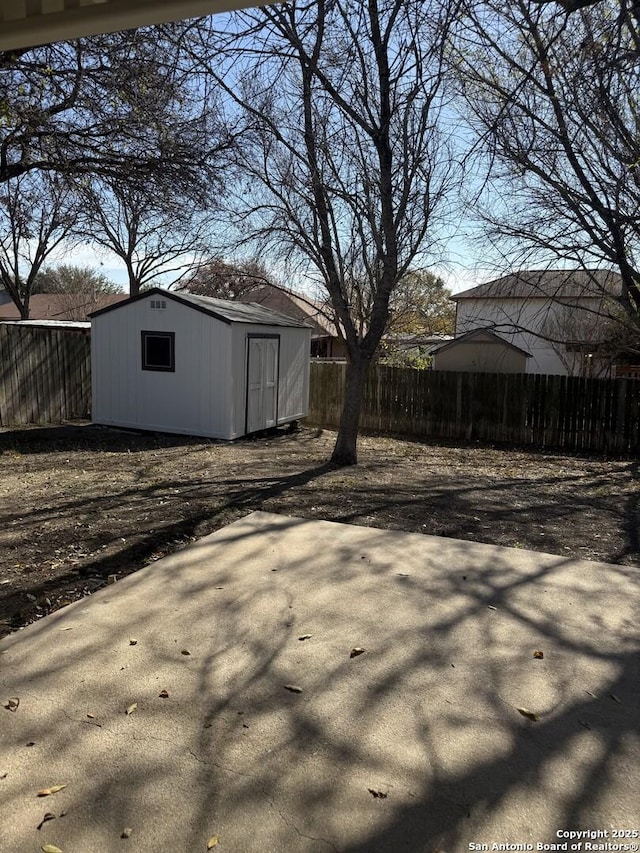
126,263 -> 140,297
331,355 -> 369,466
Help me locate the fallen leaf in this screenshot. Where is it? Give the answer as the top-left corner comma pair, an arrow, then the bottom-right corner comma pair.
37,785 -> 67,797
368,788 -> 388,799
298,634 -> 312,641
350,647 -> 366,658
283,684 -> 303,694
516,707 -> 539,722
181,649 -> 191,656
159,690 -> 169,699
207,837 -> 219,849
609,692 -> 622,704
129,639 -> 138,646
126,703 -> 138,716
121,827 -> 133,839
87,714 -> 95,719
41,845 -> 64,853
533,650 -> 544,659
4,697 -> 19,711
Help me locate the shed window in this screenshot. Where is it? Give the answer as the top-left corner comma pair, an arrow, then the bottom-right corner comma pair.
141,331 -> 175,372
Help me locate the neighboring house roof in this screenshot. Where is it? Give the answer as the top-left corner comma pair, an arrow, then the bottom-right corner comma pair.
238,284 -> 340,340
453,269 -> 622,301
0,292 -> 127,321
90,287 -> 311,328
431,328 -> 532,357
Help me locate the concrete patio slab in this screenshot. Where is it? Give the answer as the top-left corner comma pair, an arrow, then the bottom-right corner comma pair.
1,511 -> 639,853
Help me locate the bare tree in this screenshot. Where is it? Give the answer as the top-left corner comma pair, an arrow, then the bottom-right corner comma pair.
0,24 -> 229,188
540,297 -> 622,376
77,176 -> 219,296
453,0 -> 640,346
532,0 -> 640,58
202,0 -> 460,464
0,173 -> 79,318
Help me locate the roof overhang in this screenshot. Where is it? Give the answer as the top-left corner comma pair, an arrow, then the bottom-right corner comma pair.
0,0 -> 266,51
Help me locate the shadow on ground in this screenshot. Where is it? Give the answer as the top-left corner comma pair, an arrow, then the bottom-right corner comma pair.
1,513 -> 638,852
1,424 -> 638,639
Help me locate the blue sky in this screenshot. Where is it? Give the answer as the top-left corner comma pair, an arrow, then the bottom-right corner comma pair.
63,226 -> 494,297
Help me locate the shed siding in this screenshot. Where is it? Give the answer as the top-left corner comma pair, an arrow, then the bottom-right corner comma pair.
92,295 -> 232,438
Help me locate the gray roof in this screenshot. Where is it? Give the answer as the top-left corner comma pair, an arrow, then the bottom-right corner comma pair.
453,269 -> 622,301
90,287 -> 311,328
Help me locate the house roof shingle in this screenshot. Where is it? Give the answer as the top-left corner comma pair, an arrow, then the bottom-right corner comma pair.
453,269 -> 623,301
0,291 -> 127,321
236,285 -> 339,339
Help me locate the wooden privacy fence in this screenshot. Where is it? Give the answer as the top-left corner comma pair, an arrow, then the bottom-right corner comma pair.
308,362 -> 640,453
0,324 -> 91,427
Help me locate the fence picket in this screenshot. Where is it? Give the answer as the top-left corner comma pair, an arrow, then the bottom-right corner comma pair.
0,325 -> 91,427
307,363 -> 640,453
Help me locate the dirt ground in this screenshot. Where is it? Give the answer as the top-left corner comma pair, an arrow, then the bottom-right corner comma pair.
1,422 -> 638,639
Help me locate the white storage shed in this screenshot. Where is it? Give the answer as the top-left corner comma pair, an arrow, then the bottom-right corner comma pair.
90,288 -> 311,440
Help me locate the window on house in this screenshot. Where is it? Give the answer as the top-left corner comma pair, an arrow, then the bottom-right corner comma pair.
141,331 -> 175,372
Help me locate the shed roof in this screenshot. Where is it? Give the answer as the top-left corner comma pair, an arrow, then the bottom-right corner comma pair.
90,287 -> 311,328
431,328 -> 532,357
453,269 -> 622,301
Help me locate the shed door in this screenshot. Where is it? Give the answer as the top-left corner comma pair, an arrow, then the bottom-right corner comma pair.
246,336 -> 279,433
